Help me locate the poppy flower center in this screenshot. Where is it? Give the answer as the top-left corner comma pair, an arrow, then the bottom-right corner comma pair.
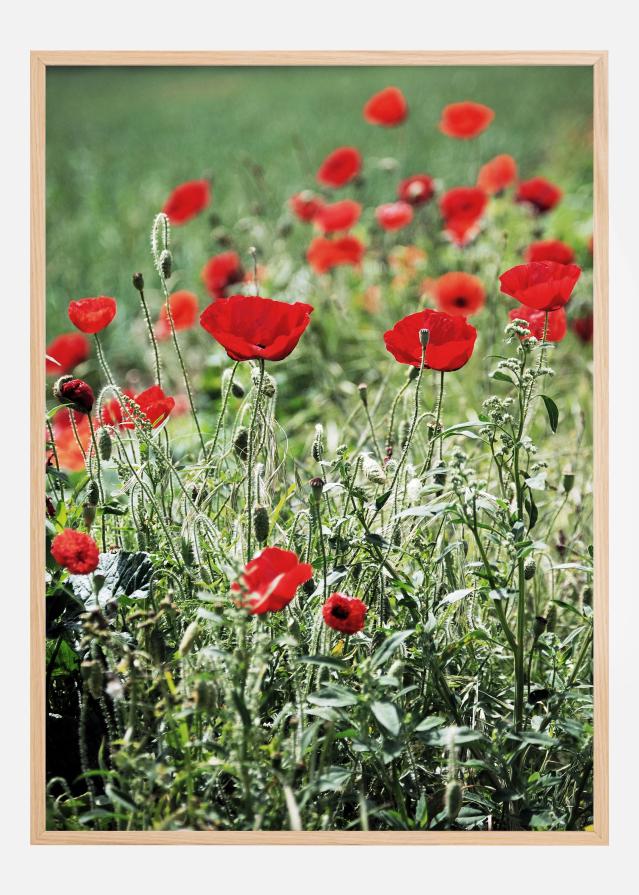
452,296 -> 468,308
331,604 -> 350,620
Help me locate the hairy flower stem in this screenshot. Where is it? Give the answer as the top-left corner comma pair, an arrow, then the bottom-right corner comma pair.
385,376 -> 411,451
246,359 -> 265,561
423,371 -> 446,473
312,496 -> 328,602
137,286 -> 162,386
46,419 -> 65,504
87,415 -> 106,550
209,361 -> 240,458
93,333 -> 115,385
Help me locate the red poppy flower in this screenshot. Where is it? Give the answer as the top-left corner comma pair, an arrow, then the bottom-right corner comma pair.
200,294 -> 313,362
397,174 -> 435,206
68,297 -> 117,334
316,146 -> 362,188
384,308 -> 477,372
524,240 -> 576,265
476,154 -> 517,195
439,187 -> 488,245
201,251 -> 244,300
100,386 -> 175,430
46,333 -> 90,375
51,528 -> 100,574
307,236 -> 365,274
53,376 -> 95,415
508,305 -> 567,342
155,290 -> 199,340
434,272 -> 486,316
289,191 -> 325,222
322,593 -> 367,634
162,179 -> 211,225
232,546 -> 313,615
572,314 -> 594,344
363,86 -> 408,127
516,177 -> 562,214
439,101 -> 494,139
314,199 -> 362,233
499,261 -> 581,311
376,201 -> 414,231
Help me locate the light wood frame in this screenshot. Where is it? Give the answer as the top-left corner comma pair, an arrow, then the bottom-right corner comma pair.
30,50 -> 609,845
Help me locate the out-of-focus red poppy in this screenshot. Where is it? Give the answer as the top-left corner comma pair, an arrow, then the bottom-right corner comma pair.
231,546 -> 313,615
100,386 -> 175,430
440,187 -> 487,245
524,240 -> 575,264
162,179 -> 211,225
201,252 -> 244,300
314,199 -> 362,233
200,294 -> 314,362
476,154 -> 517,195
439,101 -> 494,139
397,174 -> 435,206
322,593 -> 367,634
307,236 -> 365,274
508,305 -> 567,342
376,201 -> 414,231
68,297 -> 117,334
434,271 -> 486,316
46,333 -> 90,375
51,528 -> 100,574
316,146 -> 362,188
516,177 -> 562,214
363,86 -> 407,127
499,261 -> 581,311
384,307 -> 477,372
572,314 -> 594,344
289,191 -> 325,222
155,290 -> 199,340
50,408 -> 91,472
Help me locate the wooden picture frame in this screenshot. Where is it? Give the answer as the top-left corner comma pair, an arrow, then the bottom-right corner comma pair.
31,50 -> 608,845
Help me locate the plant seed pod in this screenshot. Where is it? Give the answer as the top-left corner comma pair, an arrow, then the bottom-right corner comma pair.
80,659 -> 103,700
524,557 -> 536,580
159,249 -> 172,279
358,383 -> 368,406
309,476 -> 325,503
132,272 -> 145,292
533,615 -> 547,638
233,427 -> 249,461
562,465 -> 575,494
253,505 -> 269,544
419,328 -> 430,349
312,423 -> 324,463
445,780 -> 463,822
82,502 -> 97,529
98,427 -> 112,461
252,367 -> 276,398
86,480 -> 99,506
179,621 -> 200,657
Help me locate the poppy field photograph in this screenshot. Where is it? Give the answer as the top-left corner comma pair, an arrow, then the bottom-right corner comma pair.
39,60 -> 600,837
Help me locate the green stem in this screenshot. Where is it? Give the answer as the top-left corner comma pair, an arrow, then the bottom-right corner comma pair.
246,359 -> 265,560
137,286 -> 162,387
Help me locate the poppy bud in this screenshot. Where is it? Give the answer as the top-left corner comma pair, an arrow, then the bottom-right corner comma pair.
132,272 -> 145,292
358,383 -> 368,406
408,366 -> 420,381
524,558 -> 536,580
86,480 -> 99,506
46,496 -> 56,518
179,621 -> 200,657
310,476 -> 325,503
445,780 -> 463,822
98,427 -> 112,461
362,454 -> 386,484
533,615 -> 547,637
53,376 -> 95,415
231,380 -> 245,399
312,424 -> 324,462
80,659 -> 103,699
562,465 -> 575,493
545,604 -> 557,631
253,505 -> 269,544
83,502 -> 96,529
252,366 -> 276,398
419,328 -> 430,349
159,249 -> 172,279
194,678 -> 217,711
399,420 -> 411,449
233,427 -> 249,461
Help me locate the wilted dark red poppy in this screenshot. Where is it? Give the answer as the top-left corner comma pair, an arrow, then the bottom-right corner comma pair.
363,86 -> 407,127
68,297 -> 117,334
376,201 -> 414,231
516,177 -> 562,214
51,528 -> 100,575
200,294 -> 314,362
100,386 -> 175,430
322,593 -> 367,634
384,307 -> 477,372
439,101 -> 494,139
476,154 -> 517,195
314,199 -> 362,233
53,376 -> 95,415
162,179 -> 211,225
508,305 -> 567,342
201,251 -> 244,300
499,261 -> 581,311
289,191 -> 325,222
306,236 -> 365,274
524,240 -> 575,265
316,146 -> 362,188
440,187 -> 487,245
397,174 -> 435,206
46,332 -> 90,375
155,290 -> 199,340
572,314 -> 594,344
232,546 -> 313,615
434,271 -> 485,316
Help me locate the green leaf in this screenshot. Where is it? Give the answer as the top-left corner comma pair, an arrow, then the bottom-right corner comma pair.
371,629 -> 414,669
307,687 -> 358,708
370,701 -> 401,737
375,489 -> 392,510
440,588 -> 472,605
316,766 -> 351,792
541,395 -> 559,433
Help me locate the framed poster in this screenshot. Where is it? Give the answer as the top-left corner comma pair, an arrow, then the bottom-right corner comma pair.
31,51 -> 608,844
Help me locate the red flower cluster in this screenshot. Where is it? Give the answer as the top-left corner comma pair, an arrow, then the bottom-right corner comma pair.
439,101 -> 494,139
155,291 -> 199,340
289,191 -> 325,222
162,179 -> 211,225
322,593 -> 367,634
440,187 -> 487,245
516,177 -> 562,214
51,528 -> 100,574
200,294 -> 314,362
363,86 -> 407,127
314,199 -> 361,233
384,308 -> 477,372
434,272 -> 485,317
477,154 -> 517,195
100,386 -> 176,430
317,146 -> 362,188
397,174 -> 435,206
201,252 -> 244,300
307,236 -> 365,274
232,547 -> 312,615
508,306 -> 567,342
524,240 -> 575,265
376,201 -> 414,231
46,333 -> 90,375
68,297 -> 117,334
500,261 -> 581,311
